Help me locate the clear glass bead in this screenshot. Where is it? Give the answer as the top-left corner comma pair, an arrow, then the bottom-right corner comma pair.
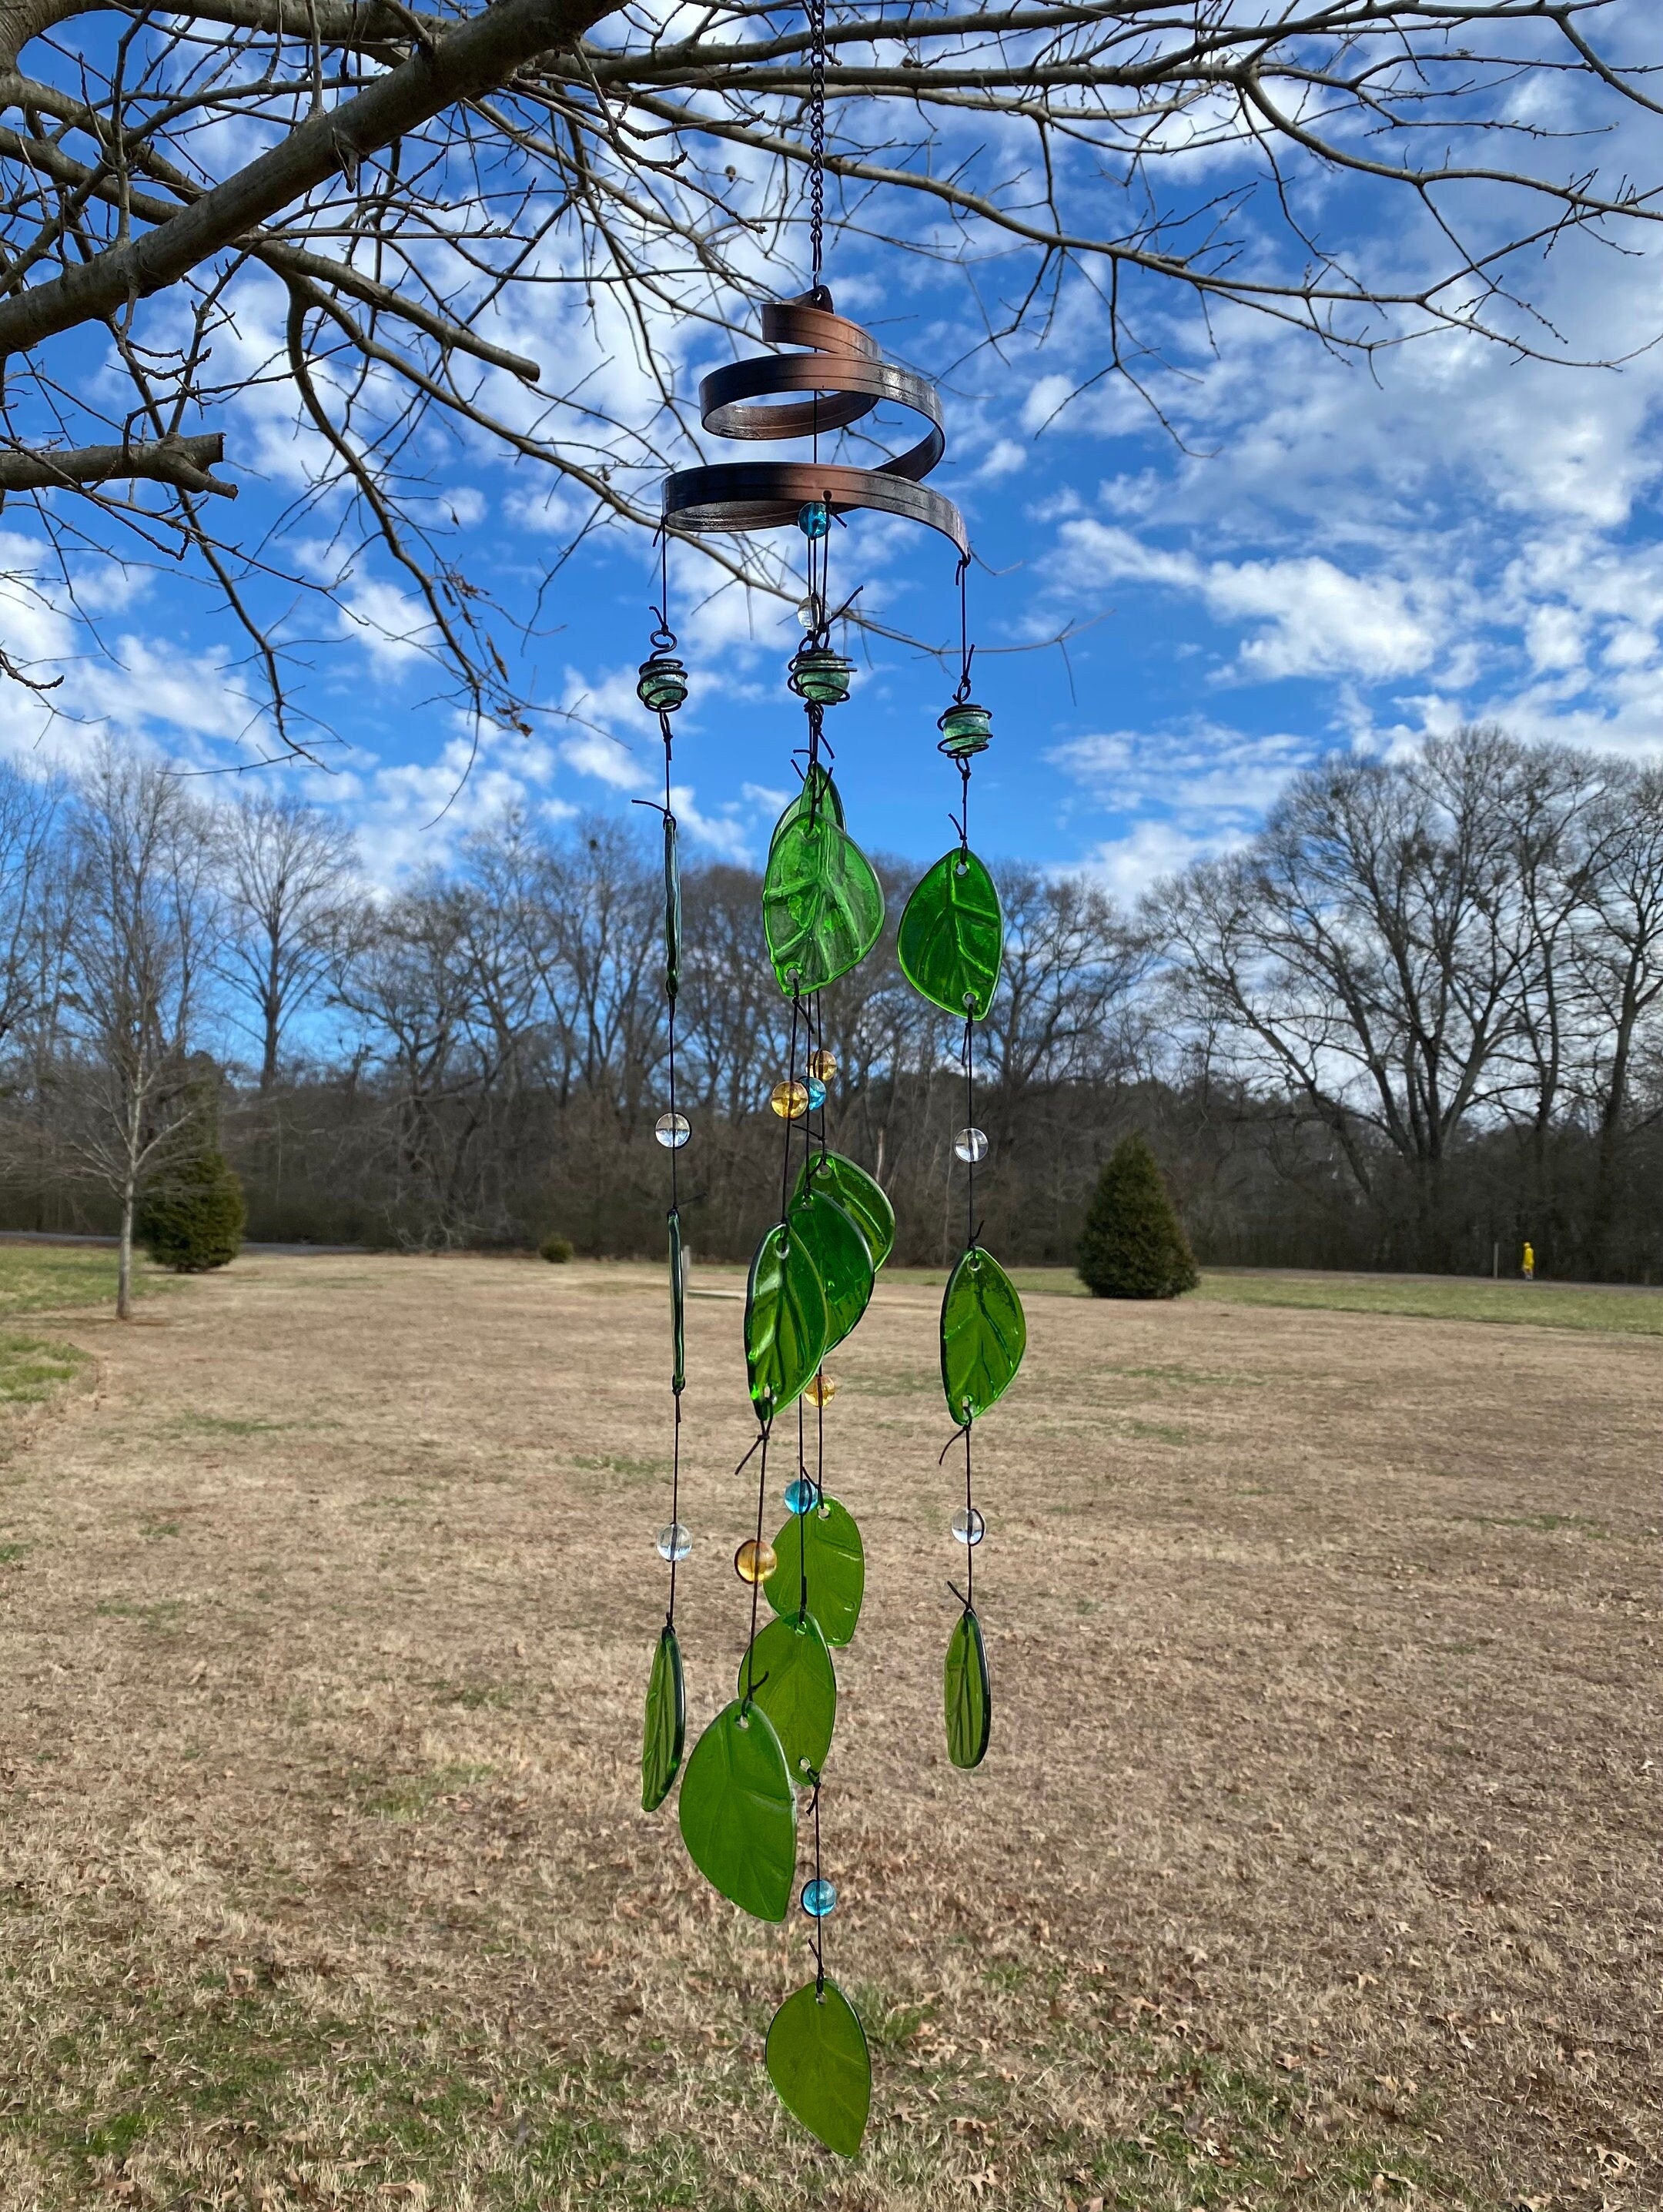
798,500 -> 832,540
805,1372 -> 837,1408
770,1080 -> 810,1120
953,1126 -> 989,1164
654,1112 -> 691,1150
801,1879 -> 838,1918
808,1049 -> 837,1082
656,1521 -> 692,1562
805,1078 -> 827,1110
734,1538 -> 778,1585
951,1506 -> 985,1547
797,594 -> 823,631
784,1477 -> 820,1515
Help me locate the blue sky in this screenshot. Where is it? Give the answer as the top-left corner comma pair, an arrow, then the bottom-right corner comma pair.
5,15 -> 1663,896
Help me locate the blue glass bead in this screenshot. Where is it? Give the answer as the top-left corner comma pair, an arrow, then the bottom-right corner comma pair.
798,500 -> 832,540
785,1477 -> 820,1515
805,1078 -> 827,1110
801,1879 -> 838,1918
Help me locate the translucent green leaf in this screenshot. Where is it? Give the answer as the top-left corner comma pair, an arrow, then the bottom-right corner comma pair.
746,1222 -> 829,1419
765,1496 -> 865,1646
678,1698 -> 797,1920
897,847 -> 1004,1020
940,1246 -> 1027,1423
769,762 -> 844,848
762,805 -> 885,997
641,1622 -> 685,1812
668,1207 -> 685,1396
944,1608 -> 991,1771
788,1188 -> 873,1354
737,1610 -> 837,1779
766,1977 -> 871,2158
664,812 -> 682,1002
795,1150 -> 895,1270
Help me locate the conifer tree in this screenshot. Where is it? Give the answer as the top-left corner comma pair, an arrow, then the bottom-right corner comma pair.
1077,1134 -> 1199,1300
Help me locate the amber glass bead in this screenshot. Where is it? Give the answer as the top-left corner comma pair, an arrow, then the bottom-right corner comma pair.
805,1373 -> 838,1407
770,1080 -> 810,1120
734,1538 -> 778,1585
807,1049 -> 837,1082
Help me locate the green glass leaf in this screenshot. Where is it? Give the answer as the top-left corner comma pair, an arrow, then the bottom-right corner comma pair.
668,1207 -> 685,1395
795,1150 -> 895,1270
745,1222 -> 829,1419
737,1609 -> 837,1780
897,846 -> 1004,1019
941,1246 -> 1027,1423
765,1496 -> 865,1646
762,805 -> 885,997
766,1977 -> 871,2158
944,1607 -> 991,1771
769,762 -> 844,848
788,1188 -> 874,1354
641,1622 -> 685,1812
664,812 -> 682,1002
678,1698 -> 797,1921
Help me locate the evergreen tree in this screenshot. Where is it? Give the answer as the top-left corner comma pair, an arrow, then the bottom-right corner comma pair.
1077,1133 -> 1199,1300
136,1149 -> 246,1273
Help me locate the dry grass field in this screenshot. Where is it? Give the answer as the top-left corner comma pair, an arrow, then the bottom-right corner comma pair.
0,1250 -> 1657,2211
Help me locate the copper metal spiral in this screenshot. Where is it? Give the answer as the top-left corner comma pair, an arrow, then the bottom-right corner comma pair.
661,292 -> 968,556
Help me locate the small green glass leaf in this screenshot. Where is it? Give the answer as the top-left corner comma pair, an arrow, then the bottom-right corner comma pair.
668,1207 -> 685,1395
746,1223 -> 829,1418
641,1622 -> 685,1811
766,1977 -> 871,2158
795,1150 -> 895,1270
737,1610 -> 837,1779
664,812 -> 682,1002
944,1607 -> 991,1770
762,806 -> 885,997
678,1698 -> 797,1920
765,1496 -> 865,1646
941,1246 -> 1027,1423
897,846 -> 1004,1019
788,1189 -> 874,1354
769,762 -> 844,848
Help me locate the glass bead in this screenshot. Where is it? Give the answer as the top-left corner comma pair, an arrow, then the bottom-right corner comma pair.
656,1521 -> 692,1562
951,1506 -> 985,1547
937,701 -> 992,758
636,654 -> 688,714
805,1078 -> 827,1110
654,1111 -> 691,1150
953,1126 -> 989,1164
784,1477 -> 820,1515
801,1879 -> 838,1919
770,1080 -> 810,1120
734,1538 -> 778,1585
796,594 -> 823,631
798,500 -> 832,540
805,1372 -> 838,1407
791,647 -> 854,707
808,1049 -> 837,1083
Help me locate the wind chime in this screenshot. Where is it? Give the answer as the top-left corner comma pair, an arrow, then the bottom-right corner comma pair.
633,0 -> 1027,2154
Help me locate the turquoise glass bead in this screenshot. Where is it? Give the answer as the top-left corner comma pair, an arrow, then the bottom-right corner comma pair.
798,500 -> 832,539
806,1078 -> 827,1110
785,1477 -> 820,1515
801,1879 -> 838,1918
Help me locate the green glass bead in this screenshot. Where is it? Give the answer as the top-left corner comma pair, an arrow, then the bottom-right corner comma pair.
937,701 -> 992,757
791,648 -> 855,707
637,653 -> 688,714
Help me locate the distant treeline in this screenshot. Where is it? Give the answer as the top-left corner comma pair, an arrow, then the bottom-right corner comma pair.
1,725 -> 1660,1280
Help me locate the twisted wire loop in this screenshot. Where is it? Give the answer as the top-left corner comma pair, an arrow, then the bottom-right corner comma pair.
662,295 -> 969,554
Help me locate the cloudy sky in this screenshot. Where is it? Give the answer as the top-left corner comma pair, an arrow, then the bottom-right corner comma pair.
5,7 -> 1663,895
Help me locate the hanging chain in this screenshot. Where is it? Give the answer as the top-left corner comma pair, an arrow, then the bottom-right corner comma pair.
808,0 -> 827,293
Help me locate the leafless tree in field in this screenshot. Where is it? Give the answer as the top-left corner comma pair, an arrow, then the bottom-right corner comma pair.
217,791 -> 363,1089
0,2 -> 1657,749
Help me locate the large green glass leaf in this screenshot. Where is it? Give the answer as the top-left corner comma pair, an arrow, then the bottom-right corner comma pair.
678,1698 -> 796,1920
769,763 -> 844,848
737,1610 -> 836,1780
746,1222 -> 828,1419
944,1608 -> 991,1770
795,1150 -> 895,1270
897,847 -> 1004,1019
641,1622 -> 685,1811
766,1978 -> 871,2157
788,1189 -> 873,1354
664,813 -> 682,1002
941,1246 -> 1027,1424
668,1207 -> 685,1395
762,805 -> 885,997
765,1497 -> 865,1646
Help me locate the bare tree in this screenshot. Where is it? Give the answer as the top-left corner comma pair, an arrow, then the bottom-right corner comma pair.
57,746 -> 222,1315
217,790 -> 363,1089
0,5 -> 1658,744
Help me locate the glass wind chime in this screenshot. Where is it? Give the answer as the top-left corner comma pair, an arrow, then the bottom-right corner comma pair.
634,7 -> 1027,2153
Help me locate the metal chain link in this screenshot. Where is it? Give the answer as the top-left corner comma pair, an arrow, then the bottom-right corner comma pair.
808,0 -> 826,289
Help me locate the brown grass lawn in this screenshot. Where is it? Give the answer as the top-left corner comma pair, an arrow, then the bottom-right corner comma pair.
0,1253 -> 1657,2211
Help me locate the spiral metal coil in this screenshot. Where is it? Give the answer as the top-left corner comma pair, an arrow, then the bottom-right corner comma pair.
661,292 -> 968,555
